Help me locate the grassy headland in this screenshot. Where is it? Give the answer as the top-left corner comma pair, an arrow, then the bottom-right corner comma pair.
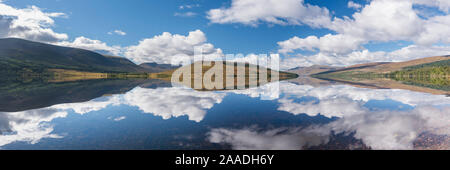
311,56 -> 449,93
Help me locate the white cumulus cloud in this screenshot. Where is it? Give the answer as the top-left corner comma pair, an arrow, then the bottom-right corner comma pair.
56,36 -> 123,56
124,30 -> 223,65
277,0 -> 450,68
348,1 -> 363,10
413,0 -> 450,13
278,34 -> 364,54
207,0 -> 331,27
0,2 -> 68,42
279,44 -> 450,69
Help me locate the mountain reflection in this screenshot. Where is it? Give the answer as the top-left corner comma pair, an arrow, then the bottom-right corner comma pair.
0,79 -> 171,112
0,77 -> 448,150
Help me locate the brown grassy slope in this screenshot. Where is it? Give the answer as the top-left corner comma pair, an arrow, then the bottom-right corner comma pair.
47,69 -> 108,82
150,61 -> 298,90
329,55 -> 449,74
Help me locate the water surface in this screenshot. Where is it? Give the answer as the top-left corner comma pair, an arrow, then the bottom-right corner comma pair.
0,78 -> 448,150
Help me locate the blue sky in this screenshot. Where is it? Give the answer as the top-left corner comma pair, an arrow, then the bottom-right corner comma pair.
0,0 -> 449,69
3,0 -> 335,53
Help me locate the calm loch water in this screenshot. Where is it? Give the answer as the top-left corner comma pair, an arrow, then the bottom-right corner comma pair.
0,78 -> 449,150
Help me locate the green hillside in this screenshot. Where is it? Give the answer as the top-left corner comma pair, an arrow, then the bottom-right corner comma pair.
390,59 -> 449,76
389,59 -> 450,91
0,38 -> 146,76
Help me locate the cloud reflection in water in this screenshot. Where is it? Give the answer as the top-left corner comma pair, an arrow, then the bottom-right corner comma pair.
0,81 -> 448,149
209,82 -> 450,150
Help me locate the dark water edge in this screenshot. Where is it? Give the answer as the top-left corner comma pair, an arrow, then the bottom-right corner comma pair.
0,77 -> 169,112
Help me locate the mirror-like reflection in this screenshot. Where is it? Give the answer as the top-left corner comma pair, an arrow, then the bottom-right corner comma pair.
0,76 -> 448,150
0,78 -> 170,112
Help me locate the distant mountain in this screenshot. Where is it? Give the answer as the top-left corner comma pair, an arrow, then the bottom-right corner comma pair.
0,38 -> 183,77
288,65 -> 340,76
139,62 -> 180,73
0,38 -> 151,74
103,55 -> 150,72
